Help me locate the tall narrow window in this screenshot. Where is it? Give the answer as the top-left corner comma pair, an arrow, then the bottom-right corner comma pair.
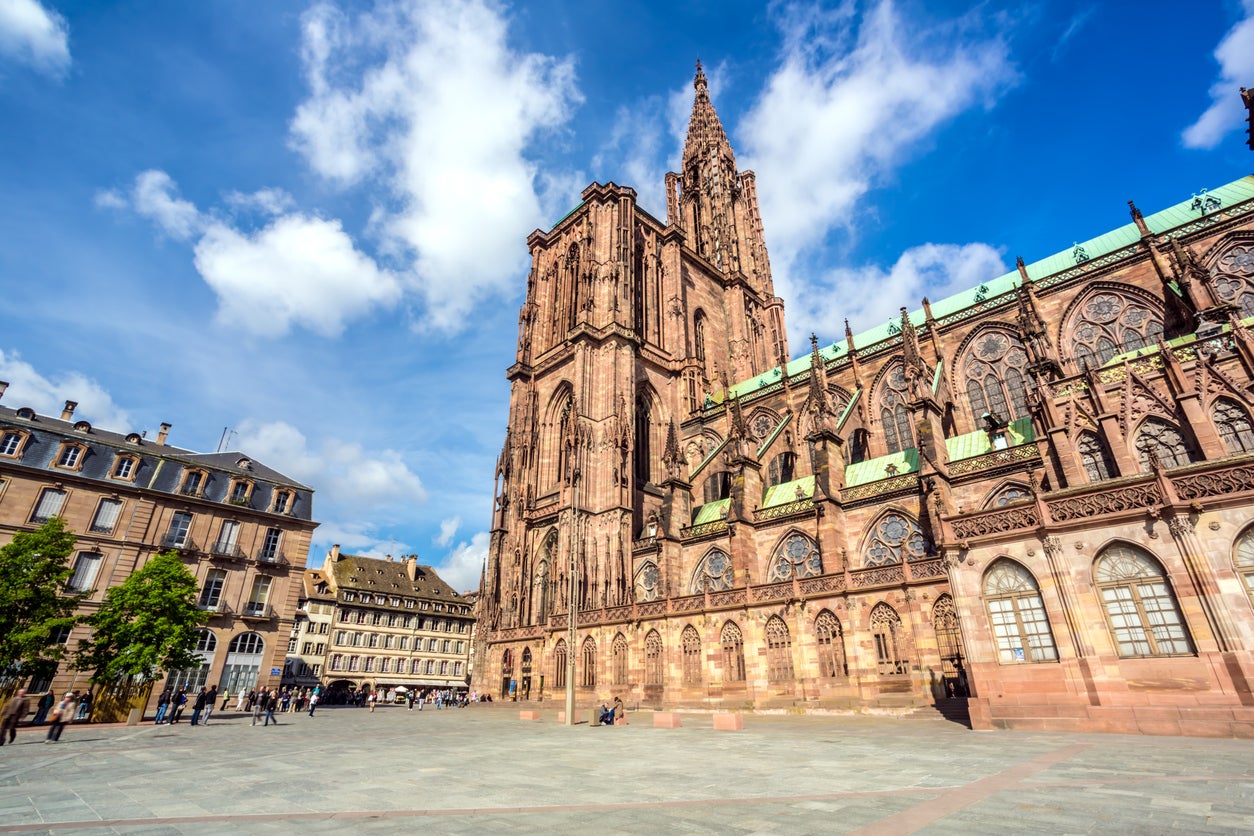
0,431 -> 22,456
765,616 -> 794,682
983,560 -> 1058,663
259,527 -> 282,562
31,487 -> 67,523
870,603 -> 907,675
932,595 -> 964,681
814,611 -> 847,677
878,364 -> 914,454
66,552 -> 103,593
90,498 -> 123,534
164,511 -> 193,548
112,456 -> 136,480
1214,399 -> 1254,454
645,630 -> 663,686
1077,432 -> 1115,482
181,471 -> 204,496
214,520 -> 240,556
1094,545 -> 1192,657
56,445 -> 83,469
720,621 -> 745,682
1134,418 -> 1197,470
553,640 -> 567,688
274,491 -> 291,514
961,331 -> 1032,423
611,634 -> 628,685
229,481 -> 250,504
580,637 -> 597,688
245,575 -> 272,617
199,568 -> 227,610
681,626 -> 702,686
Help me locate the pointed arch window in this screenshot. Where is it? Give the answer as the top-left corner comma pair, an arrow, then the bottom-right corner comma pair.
553,639 -> 567,688
580,637 -> 597,688
878,364 -> 914,454
863,513 -> 931,567
1214,399 -> 1254,454
720,622 -> 745,682
814,611 -> 847,677
691,549 -> 734,594
531,559 -> 550,626
1134,418 -> 1197,470
767,533 -> 822,582
987,484 -> 1031,508
693,310 -> 707,363
1077,431 -> 1115,482
645,630 -> 664,686
634,560 -> 659,602
983,560 -> 1058,663
961,331 -> 1031,423
932,594 -> 964,680
767,452 -> 796,486
1234,528 -> 1254,604
635,391 -> 654,485
681,626 -> 703,685
1067,291 -> 1164,370
870,603 -> 908,675
611,634 -> 629,685
765,617 -> 794,682
1094,545 -> 1192,657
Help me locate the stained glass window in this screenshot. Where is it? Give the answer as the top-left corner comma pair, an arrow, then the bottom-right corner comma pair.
878,363 -> 914,454
691,549 -> 734,593
864,513 -> 932,567
1067,291 -> 1164,370
580,637 -> 597,688
962,331 -> 1031,422
1214,245 -> 1254,317
814,611 -> 846,677
645,630 -> 664,686
767,533 -> 823,582
611,634 -> 628,685
1134,418 -> 1197,470
634,560 -> 659,602
721,622 -> 745,682
1214,399 -> 1254,454
681,626 -> 703,685
765,617 -> 794,682
1078,432 -> 1115,482
1235,528 -> 1254,604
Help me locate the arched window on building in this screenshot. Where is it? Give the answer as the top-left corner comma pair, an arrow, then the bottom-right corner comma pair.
1214,399 -> 1254,454
1077,431 -> 1116,482
983,560 -> 1058,664
611,633 -> 628,686
167,629 -> 217,693
766,532 -> 823,582
634,560 -> 659,602
863,512 -> 931,567
221,632 -> 265,695
691,549 -> 734,594
720,622 -> 745,682
580,637 -> 597,688
1211,243 -> 1254,317
1235,527 -> 1254,604
877,363 -> 914,454
645,630 -> 663,687
693,310 -> 707,363
635,390 -> 656,486
870,603 -> 907,675
681,626 -> 703,685
703,471 -> 731,503
848,428 -> 870,464
766,452 -> 796,487
932,594 -> 964,684
1094,545 -> 1193,657
553,639 -> 567,688
814,610 -> 847,677
765,616 -> 794,683
520,648 -> 533,698
1134,417 -> 1197,470
531,559 -> 549,626
960,330 -> 1031,423
1066,290 -> 1164,370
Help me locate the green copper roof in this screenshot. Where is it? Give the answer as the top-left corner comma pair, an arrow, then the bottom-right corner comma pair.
945,417 -> 1035,462
844,448 -> 919,487
692,498 -> 730,524
761,475 -> 815,508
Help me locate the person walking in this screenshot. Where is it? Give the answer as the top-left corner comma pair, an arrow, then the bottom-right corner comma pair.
32,690 -> 54,725
190,688 -> 207,726
368,691 -> 377,713
219,689 -> 230,712
251,689 -> 265,726
307,690 -> 319,717
169,688 -> 188,724
153,688 -> 172,724
202,686 -> 218,726
235,689 -> 246,712
45,693 -> 73,743
0,689 -> 29,745
262,690 -> 278,726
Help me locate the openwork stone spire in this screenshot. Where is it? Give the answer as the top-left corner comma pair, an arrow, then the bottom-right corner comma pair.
682,61 -> 735,175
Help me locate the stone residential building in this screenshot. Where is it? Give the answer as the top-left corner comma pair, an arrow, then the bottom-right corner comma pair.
320,547 -> 473,697
284,566 -> 336,690
474,65 -> 1254,737
0,392 -> 317,712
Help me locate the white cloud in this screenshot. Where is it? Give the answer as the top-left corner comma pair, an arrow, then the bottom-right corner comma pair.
93,189 -> 127,210
793,242 -> 1008,338
739,1 -> 1017,306
224,188 -> 295,216
435,516 -> 459,547
289,0 -> 582,331
0,348 -> 131,430
436,530 -> 487,593
132,169 -> 203,241
0,0 -> 69,75
1182,0 -> 1254,149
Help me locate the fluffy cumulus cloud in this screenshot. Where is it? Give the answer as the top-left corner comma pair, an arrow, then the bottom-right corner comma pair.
0,348 -> 131,430
0,0 -> 69,75
289,0 -> 581,331
435,516 -> 459,547
1182,0 -> 1254,149
739,1 -> 1017,313
109,169 -> 401,337
436,530 -> 489,593
794,242 -> 1008,337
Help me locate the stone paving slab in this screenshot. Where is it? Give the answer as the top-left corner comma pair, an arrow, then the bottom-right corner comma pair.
0,704 -> 1251,833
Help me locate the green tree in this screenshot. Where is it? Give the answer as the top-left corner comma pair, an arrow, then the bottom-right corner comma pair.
74,550 -> 207,685
0,517 -> 84,683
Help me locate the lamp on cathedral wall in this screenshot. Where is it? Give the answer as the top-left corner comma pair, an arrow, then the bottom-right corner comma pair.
565,466 -> 581,727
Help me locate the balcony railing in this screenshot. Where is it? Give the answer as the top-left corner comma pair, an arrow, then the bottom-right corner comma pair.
256,550 -> 288,566
241,603 -> 275,619
209,542 -> 246,560
161,535 -> 198,552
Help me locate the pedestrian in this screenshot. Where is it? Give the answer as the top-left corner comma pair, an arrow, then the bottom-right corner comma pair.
169,688 -> 188,724
307,690 -> 319,717
75,691 -> 92,721
32,690 -> 54,725
45,693 -> 73,743
235,689 -> 246,711
368,691 -> 377,713
202,686 -> 217,726
251,689 -> 265,726
190,688 -> 207,725
154,688 -> 172,724
611,695 -> 626,725
406,692 -> 414,711
0,689 -> 29,745
219,689 -> 230,712
263,690 -> 278,726
281,690 -> 291,713
245,689 -> 256,712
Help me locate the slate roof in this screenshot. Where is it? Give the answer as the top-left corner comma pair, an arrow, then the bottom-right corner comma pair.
329,553 -> 466,605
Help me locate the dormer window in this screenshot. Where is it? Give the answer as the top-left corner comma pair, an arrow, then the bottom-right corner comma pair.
112,454 -> 139,481
125,433 -> 142,445
229,480 -> 252,506
273,490 -> 292,514
0,430 -> 27,458
54,443 -> 87,471
73,420 -> 92,433
180,470 -> 206,497
15,407 -> 35,420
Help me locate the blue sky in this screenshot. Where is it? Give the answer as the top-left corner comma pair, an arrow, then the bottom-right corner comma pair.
1,0 -> 1252,591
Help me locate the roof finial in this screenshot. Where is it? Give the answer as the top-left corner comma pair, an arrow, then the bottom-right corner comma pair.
694,60 -> 706,91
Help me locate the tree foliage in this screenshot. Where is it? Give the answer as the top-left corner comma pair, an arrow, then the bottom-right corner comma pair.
0,517 -> 83,681
74,550 -> 207,685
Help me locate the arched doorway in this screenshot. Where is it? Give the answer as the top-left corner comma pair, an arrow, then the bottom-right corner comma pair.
221,632 -> 265,694
500,648 -> 514,700
932,595 -> 966,697
520,648 -> 533,700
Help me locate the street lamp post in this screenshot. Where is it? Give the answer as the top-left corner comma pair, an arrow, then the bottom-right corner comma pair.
564,467 -> 580,726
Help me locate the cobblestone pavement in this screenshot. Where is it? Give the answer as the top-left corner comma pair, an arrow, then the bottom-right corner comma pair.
0,703 -> 1252,834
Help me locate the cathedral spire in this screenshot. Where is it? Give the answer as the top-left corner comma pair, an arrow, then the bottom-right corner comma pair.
681,61 -> 735,177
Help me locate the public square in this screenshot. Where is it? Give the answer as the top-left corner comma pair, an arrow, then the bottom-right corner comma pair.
0,703 -> 1252,834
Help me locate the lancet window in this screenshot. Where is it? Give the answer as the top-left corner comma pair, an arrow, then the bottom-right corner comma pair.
1077,431 -> 1116,482
983,560 -> 1058,664
932,595 -> 964,679
1134,418 -> 1197,470
580,637 -> 597,688
870,603 -> 908,675
766,532 -> 822,582
960,330 -> 1031,422
764,617 -> 794,682
681,626 -> 703,685
863,513 -> 931,567
553,639 -> 567,688
877,363 -> 914,454
1094,545 -> 1192,657
1213,399 -> 1254,454
720,621 -> 745,682
814,611 -> 847,678
691,549 -> 734,594
611,634 -> 628,685
645,630 -> 663,686
1066,291 -> 1164,370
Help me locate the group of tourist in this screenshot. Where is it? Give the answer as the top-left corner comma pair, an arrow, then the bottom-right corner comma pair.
0,688 -> 90,745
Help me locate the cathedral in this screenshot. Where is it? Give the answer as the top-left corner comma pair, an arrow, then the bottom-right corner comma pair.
473,65 -> 1254,737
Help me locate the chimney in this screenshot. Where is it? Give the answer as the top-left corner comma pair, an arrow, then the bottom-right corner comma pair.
330,544 -> 341,561
156,423 -> 171,444
61,400 -> 77,421
0,381 -> 7,401
404,554 -> 418,581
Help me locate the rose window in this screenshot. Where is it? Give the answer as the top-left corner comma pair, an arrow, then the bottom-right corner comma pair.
767,533 -> 823,582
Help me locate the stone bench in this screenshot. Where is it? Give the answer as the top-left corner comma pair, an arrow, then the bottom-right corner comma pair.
519,710 -> 541,721
713,712 -> 744,731
652,712 -> 682,728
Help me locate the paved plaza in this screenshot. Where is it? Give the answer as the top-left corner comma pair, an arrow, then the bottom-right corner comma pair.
0,703 -> 1252,834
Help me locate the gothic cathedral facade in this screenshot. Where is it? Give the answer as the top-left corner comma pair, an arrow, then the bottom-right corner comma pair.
474,65 -> 1254,737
